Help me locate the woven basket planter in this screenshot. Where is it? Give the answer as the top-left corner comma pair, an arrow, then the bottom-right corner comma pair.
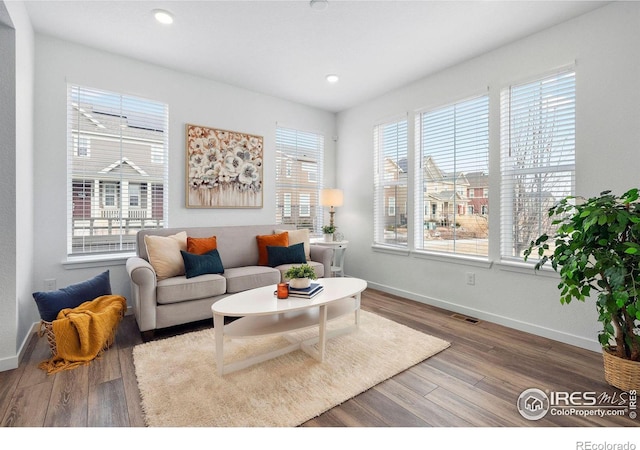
603,348 -> 640,392
38,320 -> 57,356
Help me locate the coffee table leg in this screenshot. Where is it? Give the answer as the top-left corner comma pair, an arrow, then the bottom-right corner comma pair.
214,313 -> 225,376
318,304 -> 327,361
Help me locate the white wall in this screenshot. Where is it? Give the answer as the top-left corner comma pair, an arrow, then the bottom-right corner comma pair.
31,36 -> 336,333
336,2 -> 640,352
0,0 -> 35,372
0,4 -> 17,369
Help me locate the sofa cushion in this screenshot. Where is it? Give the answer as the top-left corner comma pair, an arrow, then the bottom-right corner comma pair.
256,232 -> 288,266
223,266 -> 281,294
32,270 -> 112,322
181,249 -> 224,278
276,260 -> 325,281
267,242 -> 306,267
144,231 -> 188,280
156,274 -> 226,305
187,235 -> 217,255
275,228 -> 310,260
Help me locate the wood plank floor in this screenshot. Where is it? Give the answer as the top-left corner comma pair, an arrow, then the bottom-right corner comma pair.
0,288 -> 637,428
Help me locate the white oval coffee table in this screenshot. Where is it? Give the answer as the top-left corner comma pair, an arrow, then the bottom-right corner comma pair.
212,277 -> 367,376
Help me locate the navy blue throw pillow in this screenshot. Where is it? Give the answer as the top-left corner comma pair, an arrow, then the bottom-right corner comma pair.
32,270 -> 112,322
181,249 -> 225,279
266,242 -> 307,267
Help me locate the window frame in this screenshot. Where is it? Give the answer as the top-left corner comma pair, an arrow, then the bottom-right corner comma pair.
275,126 -> 325,233
499,68 -> 576,262
414,94 -> 490,258
373,116 -> 409,249
67,84 -> 169,258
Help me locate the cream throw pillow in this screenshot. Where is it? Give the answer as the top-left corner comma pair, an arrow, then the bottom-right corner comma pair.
144,231 -> 188,280
276,228 -> 310,261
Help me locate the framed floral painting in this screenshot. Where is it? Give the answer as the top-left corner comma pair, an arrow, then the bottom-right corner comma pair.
186,124 -> 263,208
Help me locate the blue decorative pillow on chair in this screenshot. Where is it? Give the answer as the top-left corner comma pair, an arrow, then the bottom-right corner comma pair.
32,270 -> 112,322
180,249 -> 225,278
266,242 -> 307,267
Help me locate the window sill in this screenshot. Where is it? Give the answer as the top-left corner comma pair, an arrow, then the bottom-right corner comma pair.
411,250 -> 493,268
495,259 -> 558,278
371,244 -> 411,256
371,244 -> 493,269
63,252 -> 135,270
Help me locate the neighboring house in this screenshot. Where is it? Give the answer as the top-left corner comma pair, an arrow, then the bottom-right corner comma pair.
421,156 -> 470,226
465,171 -> 489,216
382,157 -> 408,229
70,102 -> 166,253
384,155 -> 485,229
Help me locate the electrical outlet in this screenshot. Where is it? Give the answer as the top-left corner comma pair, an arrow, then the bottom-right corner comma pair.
44,279 -> 57,291
466,272 -> 475,286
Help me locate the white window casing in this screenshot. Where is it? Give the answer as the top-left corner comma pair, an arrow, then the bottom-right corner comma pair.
275,126 -> 325,232
67,84 -> 169,256
373,117 -> 408,248
499,70 -> 576,261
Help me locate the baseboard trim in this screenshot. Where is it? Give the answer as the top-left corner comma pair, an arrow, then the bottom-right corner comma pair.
0,321 -> 39,372
365,280 -> 602,353
0,355 -> 19,372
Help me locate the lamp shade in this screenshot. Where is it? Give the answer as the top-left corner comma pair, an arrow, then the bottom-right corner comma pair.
320,189 -> 344,207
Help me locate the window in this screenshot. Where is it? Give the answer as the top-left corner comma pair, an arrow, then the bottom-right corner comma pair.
299,193 -> 311,217
68,85 -> 168,256
388,196 -> 396,216
500,70 -> 576,260
129,183 -> 140,207
275,126 -> 324,231
101,181 -> 119,209
373,118 -> 408,247
414,95 -> 489,256
74,136 -> 90,157
283,193 -> 292,218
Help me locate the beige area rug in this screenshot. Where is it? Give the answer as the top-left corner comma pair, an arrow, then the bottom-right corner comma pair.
132,310 -> 450,427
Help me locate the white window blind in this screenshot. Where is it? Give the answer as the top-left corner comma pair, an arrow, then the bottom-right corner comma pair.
415,95 -> 489,256
275,126 -> 324,232
67,85 -> 169,256
500,70 -> 576,260
373,118 -> 408,247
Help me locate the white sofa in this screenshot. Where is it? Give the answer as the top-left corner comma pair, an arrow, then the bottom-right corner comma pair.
125,224 -> 333,338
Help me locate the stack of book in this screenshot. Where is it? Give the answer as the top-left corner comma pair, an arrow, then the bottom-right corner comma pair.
288,282 -> 324,299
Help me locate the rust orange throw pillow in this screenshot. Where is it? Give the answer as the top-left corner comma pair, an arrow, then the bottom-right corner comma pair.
256,232 -> 288,266
187,236 -> 217,255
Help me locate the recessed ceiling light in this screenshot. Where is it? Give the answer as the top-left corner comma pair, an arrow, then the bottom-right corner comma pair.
153,9 -> 174,25
310,0 -> 328,11
326,74 -> 339,83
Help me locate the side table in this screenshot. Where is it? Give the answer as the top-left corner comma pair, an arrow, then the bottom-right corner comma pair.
311,239 -> 348,277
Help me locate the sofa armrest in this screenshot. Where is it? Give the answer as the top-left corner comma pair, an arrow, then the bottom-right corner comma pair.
309,245 -> 333,278
126,256 -> 158,332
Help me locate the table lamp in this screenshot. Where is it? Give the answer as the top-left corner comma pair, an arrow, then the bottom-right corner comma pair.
320,188 -> 344,228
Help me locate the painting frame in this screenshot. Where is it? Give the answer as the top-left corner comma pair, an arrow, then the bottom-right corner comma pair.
185,124 -> 263,209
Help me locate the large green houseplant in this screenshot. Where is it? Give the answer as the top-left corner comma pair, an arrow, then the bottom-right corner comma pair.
524,189 -> 640,389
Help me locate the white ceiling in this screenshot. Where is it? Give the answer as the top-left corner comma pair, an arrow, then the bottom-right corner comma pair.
23,0 -> 609,113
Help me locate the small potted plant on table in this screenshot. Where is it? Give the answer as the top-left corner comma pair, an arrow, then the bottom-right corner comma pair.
284,264 -> 317,289
322,225 -> 336,242
525,189 -> 640,391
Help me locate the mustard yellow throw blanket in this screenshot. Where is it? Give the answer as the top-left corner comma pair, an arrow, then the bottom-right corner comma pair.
39,295 -> 127,374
